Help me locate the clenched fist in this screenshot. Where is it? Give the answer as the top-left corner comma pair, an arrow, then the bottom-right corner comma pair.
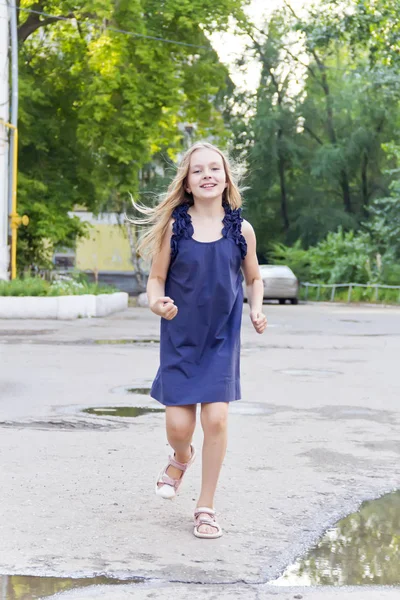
150,296 -> 178,321
250,310 -> 267,334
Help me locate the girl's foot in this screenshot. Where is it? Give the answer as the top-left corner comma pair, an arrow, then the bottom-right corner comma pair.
155,445 -> 196,499
193,507 -> 223,539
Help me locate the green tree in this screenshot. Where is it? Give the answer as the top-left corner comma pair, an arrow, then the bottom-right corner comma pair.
242,1 -> 400,253
242,13 -> 303,255
339,0 -> 400,68
16,0 -> 250,271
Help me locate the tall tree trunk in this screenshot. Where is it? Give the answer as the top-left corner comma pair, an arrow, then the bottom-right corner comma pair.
313,52 -> 352,213
340,171 -> 352,213
361,149 -> 369,215
125,221 -> 144,291
120,201 -> 145,291
277,129 -> 289,232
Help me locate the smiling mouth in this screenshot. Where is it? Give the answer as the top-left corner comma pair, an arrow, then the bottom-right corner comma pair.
200,184 -> 216,189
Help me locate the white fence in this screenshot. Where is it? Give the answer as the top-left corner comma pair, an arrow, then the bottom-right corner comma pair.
300,282 -> 400,303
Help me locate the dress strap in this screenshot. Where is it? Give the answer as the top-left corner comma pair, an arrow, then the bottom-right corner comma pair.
171,203 -> 194,258
222,203 -> 247,259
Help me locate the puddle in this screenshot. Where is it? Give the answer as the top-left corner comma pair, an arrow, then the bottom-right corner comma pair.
0,574 -> 144,599
0,338 -> 160,347
338,408 -> 379,417
126,387 -> 151,395
329,359 -> 366,364
83,386 -> 287,419
0,419 -> 122,431
82,386 -> 165,418
315,405 -> 393,423
271,490 -> 400,586
339,319 -> 372,323
0,329 -> 55,336
95,339 -> 159,345
279,368 -> 342,378
84,402 -> 276,418
342,333 -> 400,337
83,407 -> 164,417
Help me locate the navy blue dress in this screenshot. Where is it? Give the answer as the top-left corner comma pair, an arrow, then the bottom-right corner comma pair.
150,202 -> 247,407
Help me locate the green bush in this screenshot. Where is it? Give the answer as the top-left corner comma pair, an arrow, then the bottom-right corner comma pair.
47,279 -> 117,296
377,288 -> 400,304
270,240 -> 311,282
300,284 -> 400,305
380,262 -> 400,285
0,277 -> 49,296
308,228 -> 373,284
0,277 -> 118,297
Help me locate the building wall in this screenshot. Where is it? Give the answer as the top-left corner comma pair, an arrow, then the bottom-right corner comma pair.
72,212 -> 134,273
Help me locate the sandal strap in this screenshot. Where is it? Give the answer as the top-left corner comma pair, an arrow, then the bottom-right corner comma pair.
194,507 -> 215,517
194,515 -> 222,536
168,444 -> 195,471
157,445 -> 196,489
168,455 -> 188,471
159,472 -> 178,488
195,517 -> 217,527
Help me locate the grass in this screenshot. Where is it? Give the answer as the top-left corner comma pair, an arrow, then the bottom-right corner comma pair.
299,284 -> 400,305
0,277 -> 118,297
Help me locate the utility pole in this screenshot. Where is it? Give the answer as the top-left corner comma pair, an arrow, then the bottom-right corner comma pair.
0,1 -> 10,280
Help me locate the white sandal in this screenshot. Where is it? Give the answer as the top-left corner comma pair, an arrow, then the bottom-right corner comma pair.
155,444 -> 196,500
193,507 -> 223,539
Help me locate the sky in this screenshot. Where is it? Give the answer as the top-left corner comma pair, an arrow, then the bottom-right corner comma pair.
210,0 -> 313,92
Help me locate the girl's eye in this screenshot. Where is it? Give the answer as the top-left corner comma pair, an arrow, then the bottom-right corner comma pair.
193,170 -> 201,174
212,168 -> 220,171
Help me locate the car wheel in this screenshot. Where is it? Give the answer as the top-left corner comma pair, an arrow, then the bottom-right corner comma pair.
290,298 -> 299,305
278,299 -> 286,305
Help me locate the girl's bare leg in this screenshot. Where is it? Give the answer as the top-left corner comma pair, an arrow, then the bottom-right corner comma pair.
158,405 -> 197,484
196,401 -> 229,534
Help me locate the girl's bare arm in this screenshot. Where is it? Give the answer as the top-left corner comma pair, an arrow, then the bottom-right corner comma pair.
146,220 -> 178,321
241,220 -> 267,334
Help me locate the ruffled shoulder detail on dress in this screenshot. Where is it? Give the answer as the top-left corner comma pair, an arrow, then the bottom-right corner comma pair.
171,203 -> 194,258
222,203 -> 247,259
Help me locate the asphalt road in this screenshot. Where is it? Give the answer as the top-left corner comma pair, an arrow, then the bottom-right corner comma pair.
0,302 -> 399,599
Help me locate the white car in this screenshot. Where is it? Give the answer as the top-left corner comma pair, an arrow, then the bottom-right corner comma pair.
243,265 -> 299,304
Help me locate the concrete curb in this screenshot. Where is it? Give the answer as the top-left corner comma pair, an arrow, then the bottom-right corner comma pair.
0,292 -> 128,319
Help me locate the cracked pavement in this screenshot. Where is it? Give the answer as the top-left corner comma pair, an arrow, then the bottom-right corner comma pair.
0,302 -> 399,599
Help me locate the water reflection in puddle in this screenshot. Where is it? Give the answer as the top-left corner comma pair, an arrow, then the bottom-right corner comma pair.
83,407 -> 164,417
0,574 -> 143,600
279,368 -> 342,378
95,339 -> 159,345
84,403 -> 274,418
82,387 -> 165,418
85,386 -> 276,418
271,490 -> 400,586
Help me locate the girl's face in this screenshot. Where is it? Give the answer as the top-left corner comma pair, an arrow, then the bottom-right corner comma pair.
186,148 -> 228,202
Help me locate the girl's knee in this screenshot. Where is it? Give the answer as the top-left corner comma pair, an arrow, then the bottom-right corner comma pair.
167,420 -> 194,443
202,405 -> 228,435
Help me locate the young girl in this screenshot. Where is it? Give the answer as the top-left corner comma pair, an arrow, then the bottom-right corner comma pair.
132,142 -> 267,539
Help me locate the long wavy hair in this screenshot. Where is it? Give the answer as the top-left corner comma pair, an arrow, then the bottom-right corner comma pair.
127,142 -> 243,258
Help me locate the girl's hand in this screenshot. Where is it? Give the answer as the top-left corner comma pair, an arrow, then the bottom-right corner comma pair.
250,310 -> 267,334
150,296 -> 178,320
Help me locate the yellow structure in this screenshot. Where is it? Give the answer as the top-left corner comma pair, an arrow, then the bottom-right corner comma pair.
76,223 -> 134,272
59,211 -> 135,272
0,119 -> 29,279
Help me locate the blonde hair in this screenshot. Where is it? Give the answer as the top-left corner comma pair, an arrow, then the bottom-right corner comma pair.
127,142 -> 243,258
